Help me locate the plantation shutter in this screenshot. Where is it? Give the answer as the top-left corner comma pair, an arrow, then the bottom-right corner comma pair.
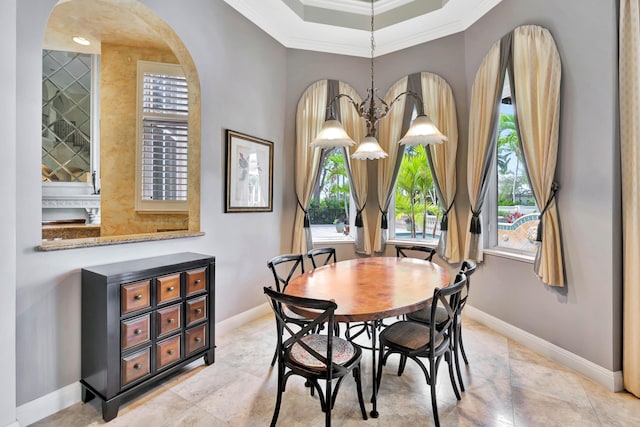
141,69 -> 189,202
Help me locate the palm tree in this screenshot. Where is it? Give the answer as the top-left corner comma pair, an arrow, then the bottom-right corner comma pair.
395,146 -> 434,238
497,114 -> 522,204
324,149 -> 350,219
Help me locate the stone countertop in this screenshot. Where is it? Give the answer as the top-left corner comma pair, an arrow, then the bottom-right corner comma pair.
37,230 -> 205,251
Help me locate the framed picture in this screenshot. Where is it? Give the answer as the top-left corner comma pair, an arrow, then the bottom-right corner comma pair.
225,129 -> 274,212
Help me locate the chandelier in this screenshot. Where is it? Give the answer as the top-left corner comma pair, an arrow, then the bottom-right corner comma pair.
310,0 -> 448,159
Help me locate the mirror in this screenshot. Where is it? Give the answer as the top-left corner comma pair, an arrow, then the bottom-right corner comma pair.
41,0 -> 201,243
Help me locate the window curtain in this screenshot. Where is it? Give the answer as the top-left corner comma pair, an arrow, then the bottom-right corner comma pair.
420,72 -> 461,263
511,25 -> 564,286
620,0 -> 640,397
374,77 -> 410,252
464,37 -> 509,261
340,82 -> 371,254
292,80 -> 328,253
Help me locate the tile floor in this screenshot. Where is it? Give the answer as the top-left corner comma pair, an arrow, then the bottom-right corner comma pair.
32,314 -> 640,426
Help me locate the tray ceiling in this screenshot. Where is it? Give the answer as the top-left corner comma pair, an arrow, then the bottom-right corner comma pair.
223,0 -> 503,57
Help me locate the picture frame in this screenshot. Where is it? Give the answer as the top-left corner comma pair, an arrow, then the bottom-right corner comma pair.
225,129 -> 274,212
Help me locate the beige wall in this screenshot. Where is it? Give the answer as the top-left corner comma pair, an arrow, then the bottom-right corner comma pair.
100,42 -> 192,236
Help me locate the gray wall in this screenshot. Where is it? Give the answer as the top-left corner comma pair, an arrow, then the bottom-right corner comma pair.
15,0 -> 287,405
1,0 -> 17,425
461,0 -> 620,371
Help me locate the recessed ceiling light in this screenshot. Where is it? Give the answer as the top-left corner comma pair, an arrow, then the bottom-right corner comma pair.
72,36 -> 91,46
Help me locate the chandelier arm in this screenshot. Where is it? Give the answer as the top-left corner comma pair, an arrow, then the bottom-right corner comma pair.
386,90 -> 426,116
326,93 -> 362,119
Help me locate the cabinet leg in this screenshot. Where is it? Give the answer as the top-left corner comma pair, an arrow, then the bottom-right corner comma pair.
81,384 -> 95,403
204,349 -> 215,366
102,398 -> 120,422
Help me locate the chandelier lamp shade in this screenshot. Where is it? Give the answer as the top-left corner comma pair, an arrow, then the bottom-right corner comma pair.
309,0 -> 448,159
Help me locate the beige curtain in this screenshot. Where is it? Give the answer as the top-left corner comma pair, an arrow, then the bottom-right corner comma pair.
340,82 -> 371,254
621,0 -> 640,397
421,72 -> 461,263
374,77 -> 408,252
464,41 -> 502,261
512,25 -> 564,286
292,80 -> 327,253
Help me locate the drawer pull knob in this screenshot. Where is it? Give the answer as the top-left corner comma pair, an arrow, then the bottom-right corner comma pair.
134,294 -> 143,301
134,328 -> 143,335
168,286 -> 175,292
168,318 -> 175,324
168,349 -> 174,355
194,279 -> 201,285
194,337 -> 202,343
133,363 -> 142,370
195,308 -> 203,315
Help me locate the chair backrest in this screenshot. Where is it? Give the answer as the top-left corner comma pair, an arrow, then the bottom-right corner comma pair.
267,254 -> 305,292
263,286 -> 344,374
429,272 -> 467,346
395,245 -> 436,261
458,260 -> 477,312
307,247 -> 337,269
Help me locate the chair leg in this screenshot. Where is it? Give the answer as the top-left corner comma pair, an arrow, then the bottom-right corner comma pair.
459,325 -> 469,365
325,377 -> 332,427
270,364 -> 284,427
270,347 -> 277,366
446,351 -> 461,400
397,354 -> 408,376
429,357 -> 440,427
353,366 -> 368,420
453,325 -> 465,392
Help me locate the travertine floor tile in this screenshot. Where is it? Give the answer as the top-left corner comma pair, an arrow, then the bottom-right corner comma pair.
30,313 -> 640,426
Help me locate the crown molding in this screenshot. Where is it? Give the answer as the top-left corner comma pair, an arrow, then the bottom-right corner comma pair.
223,0 -> 503,57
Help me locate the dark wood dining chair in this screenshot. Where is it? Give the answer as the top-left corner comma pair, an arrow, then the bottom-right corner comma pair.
267,254 -> 309,366
264,286 -> 368,427
376,273 -> 467,427
395,244 -> 436,261
307,247 -> 337,269
406,260 -> 477,391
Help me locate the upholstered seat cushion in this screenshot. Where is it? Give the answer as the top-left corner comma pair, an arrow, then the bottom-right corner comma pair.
406,305 -> 448,325
290,334 -> 356,368
380,321 -> 444,351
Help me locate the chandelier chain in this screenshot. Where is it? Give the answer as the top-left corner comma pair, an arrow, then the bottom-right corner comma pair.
370,0 -> 375,93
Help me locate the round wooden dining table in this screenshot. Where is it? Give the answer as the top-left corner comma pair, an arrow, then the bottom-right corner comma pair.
285,256 -> 450,418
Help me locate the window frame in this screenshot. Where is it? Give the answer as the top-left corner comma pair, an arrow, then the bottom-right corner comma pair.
309,147 -> 356,243
483,81 -> 539,261
135,60 -> 189,213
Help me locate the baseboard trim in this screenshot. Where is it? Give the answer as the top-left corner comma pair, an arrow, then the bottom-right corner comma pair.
216,303 -> 271,337
465,305 -> 623,392
16,304 -> 272,426
16,381 -> 81,427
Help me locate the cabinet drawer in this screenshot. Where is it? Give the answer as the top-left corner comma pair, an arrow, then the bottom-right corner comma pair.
120,314 -> 150,350
156,273 -> 181,305
121,281 -> 150,315
186,295 -> 207,326
121,348 -> 150,387
157,304 -> 181,337
186,268 -> 206,296
185,323 -> 207,355
156,335 -> 181,370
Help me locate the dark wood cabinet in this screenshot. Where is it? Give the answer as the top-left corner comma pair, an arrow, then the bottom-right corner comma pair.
80,252 -> 215,422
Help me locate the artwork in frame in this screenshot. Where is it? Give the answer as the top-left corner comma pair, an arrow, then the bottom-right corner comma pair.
225,130 -> 274,212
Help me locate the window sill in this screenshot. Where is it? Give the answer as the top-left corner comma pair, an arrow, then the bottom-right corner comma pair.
312,237 -> 355,245
37,230 -> 204,251
483,248 -> 535,264
387,238 -> 437,248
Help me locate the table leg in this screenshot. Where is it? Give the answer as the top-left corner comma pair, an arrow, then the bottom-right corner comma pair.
370,320 -> 379,418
